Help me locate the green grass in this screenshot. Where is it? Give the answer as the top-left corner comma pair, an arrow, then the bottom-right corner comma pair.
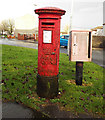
0,35 -> 7,38
2,45 -> 105,117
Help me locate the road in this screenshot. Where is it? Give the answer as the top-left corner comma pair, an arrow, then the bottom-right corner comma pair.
0,38 -> 38,49
0,38 -> 104,68
92,49 -> 104,68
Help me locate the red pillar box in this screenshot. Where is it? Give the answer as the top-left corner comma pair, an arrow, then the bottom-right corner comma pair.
35,7 -> 66,98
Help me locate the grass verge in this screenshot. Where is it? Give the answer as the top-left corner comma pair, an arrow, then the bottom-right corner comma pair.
2,45 -> 105,117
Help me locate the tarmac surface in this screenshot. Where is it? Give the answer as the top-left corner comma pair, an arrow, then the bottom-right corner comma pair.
2,102 -> 38,118
2,102 -> 102,119
0,38 -> 38,49
0,38 -> 104,119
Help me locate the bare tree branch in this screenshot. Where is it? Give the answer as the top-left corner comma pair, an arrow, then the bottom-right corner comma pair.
0,20 -> 9,34
0,19 -> 15,35
64,24 -> 70,34
8,19 -> 15,34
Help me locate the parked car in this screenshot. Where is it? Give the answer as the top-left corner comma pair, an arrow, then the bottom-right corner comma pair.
60,35 -> 69,48
1,35 -> 5,38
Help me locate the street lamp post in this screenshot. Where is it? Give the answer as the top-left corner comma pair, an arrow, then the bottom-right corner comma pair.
67,0 -> 74,56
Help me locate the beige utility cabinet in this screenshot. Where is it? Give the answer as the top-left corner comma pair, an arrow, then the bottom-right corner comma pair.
69,30 -> 92,62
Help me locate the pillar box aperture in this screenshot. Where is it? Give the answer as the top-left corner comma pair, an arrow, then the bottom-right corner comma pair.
35,7 -> 66,98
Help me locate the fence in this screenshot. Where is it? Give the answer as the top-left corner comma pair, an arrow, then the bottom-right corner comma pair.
92,36 -> 105,48
18,33 -> 38,40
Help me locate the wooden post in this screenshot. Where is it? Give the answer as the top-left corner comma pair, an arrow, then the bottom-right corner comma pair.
76,61 -> 83,85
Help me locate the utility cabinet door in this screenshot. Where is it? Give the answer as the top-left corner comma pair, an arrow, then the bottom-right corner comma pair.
70,31 -> 92,61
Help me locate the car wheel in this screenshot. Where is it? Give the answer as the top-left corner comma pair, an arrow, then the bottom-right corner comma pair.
64,46 -> 67,49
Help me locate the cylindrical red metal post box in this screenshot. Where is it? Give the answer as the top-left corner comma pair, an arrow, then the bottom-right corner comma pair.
35,7 -> 66,98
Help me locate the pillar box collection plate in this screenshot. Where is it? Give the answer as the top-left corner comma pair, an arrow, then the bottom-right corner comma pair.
35,7 -> 66,98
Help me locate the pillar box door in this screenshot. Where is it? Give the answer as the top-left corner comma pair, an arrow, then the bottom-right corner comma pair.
35,7 -> 66,98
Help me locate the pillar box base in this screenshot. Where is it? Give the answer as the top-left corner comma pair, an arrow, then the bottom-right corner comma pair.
37,74 -> 59,99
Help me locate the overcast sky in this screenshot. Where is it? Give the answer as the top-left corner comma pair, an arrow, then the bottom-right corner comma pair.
1,0 -> 105,31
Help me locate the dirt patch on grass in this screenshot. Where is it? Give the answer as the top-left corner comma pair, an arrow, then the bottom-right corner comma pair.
66,80 -> 93,86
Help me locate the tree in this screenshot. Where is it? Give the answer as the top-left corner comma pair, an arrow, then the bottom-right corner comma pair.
0,19 -> 15,35
8,19 -> 15,34
0,19 -> 9,34
0,24 -> 3,35
64,24 -> 70,34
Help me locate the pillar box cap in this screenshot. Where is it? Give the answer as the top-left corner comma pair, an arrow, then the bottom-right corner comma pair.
35,7 -> 66,16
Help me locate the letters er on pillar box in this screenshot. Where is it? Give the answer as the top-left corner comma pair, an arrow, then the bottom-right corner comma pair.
69,30 -> 92,62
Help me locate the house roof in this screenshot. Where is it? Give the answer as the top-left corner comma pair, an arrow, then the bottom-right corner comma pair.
60,32 -> 68,34
91,26 -> 103,31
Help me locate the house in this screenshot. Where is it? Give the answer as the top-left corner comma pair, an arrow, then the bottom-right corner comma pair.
60,32 -> 68,36
91,26 -> 103,36
103,23 -> 105,36
103,1 -> 105,36
14,14 -> 38,38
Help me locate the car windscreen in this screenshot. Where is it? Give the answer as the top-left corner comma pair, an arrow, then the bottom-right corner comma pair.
60,35 -> 69,39
65,36 -> 69,40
